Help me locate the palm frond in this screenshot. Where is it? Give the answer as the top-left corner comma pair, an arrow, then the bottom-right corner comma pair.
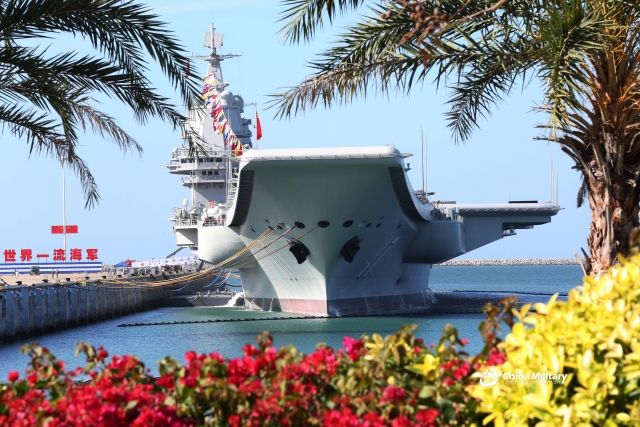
0,103 -> 63,153
533,0 -> 613,135
278,0 -> 366,44
271,4 -> 428,117
0,0 -> 202,207
270,54 -> 425,118
3,0 -> 199,107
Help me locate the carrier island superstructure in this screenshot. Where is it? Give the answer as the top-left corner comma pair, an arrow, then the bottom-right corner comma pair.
167,29 -> 560,316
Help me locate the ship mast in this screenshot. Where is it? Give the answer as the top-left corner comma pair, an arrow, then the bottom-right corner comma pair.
188,24 -> 242,207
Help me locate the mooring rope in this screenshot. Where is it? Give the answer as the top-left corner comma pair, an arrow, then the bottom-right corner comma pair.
214,227 -> 278,269
203,270 -> 233,288
229,225 -> 319,270
103,223 -> 319,290
104,267 -> 217,288
217,226 -> 298,270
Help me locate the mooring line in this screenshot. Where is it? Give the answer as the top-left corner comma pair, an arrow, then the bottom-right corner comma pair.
118,316 -> 326,327
116,312 -> 407,327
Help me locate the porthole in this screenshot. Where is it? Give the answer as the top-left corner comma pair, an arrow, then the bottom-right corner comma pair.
365,223 -> 371,228
318,221 -> 330,228
343,220 -> 353,227
295,221 -> 306,229
397,222 -> 402,229
250,226 -> 255,233
376,223 -> 381,228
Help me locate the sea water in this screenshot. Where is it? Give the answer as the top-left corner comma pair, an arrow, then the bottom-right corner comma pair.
0,265 -> 583,379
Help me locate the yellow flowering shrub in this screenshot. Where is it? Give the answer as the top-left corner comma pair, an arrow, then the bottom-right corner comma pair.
469,254 -> 640,426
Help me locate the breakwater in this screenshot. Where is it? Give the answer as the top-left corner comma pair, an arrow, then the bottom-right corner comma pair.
0,271 -> 217,344
435,258 -> 580,266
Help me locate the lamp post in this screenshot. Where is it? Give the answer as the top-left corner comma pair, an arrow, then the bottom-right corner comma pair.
61,157 -> 67,261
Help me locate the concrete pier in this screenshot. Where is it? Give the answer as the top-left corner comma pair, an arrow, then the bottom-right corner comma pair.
0,273 -> 215,343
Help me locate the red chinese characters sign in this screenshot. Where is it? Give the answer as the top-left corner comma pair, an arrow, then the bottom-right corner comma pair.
3,249 -> 16,262
70,248 -> 82,261
20,249 -> 32,262
53,249 -> 65,261
3,248 -> 99,262
86,249 -> 98,261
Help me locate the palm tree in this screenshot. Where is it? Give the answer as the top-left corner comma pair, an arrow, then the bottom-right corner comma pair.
1,0 -> 201,207
272,0 -> 640,276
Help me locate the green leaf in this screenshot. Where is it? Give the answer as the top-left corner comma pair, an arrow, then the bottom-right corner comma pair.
125,400 -> 138,411
419,385 -> 436,399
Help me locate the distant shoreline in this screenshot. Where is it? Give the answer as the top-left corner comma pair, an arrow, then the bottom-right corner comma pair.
435,258 -> 580,267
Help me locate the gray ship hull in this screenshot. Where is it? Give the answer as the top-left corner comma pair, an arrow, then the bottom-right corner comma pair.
193,146 -> 559,316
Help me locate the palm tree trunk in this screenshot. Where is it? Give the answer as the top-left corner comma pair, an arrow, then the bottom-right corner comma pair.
586,171 -> 639,276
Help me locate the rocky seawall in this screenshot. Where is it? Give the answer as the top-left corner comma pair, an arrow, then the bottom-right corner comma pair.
435,258 -> 581,266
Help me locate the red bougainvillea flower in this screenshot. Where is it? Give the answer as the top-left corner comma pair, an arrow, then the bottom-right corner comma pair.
453,362 -> 471,380
228,414 -> 242,427
381,385 -> 407,404
322,408 -> 361,426
27,373 -> 38,385
390,415 -> 413,427
2,319 -> 510,427
342,336 -> 365,361
362,412 -> 386,427
7,371 -> 19,382
486,347 -> 506,366
416,408 -> 439,426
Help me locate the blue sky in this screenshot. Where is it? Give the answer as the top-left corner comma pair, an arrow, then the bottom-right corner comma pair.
0,0 -> 591,263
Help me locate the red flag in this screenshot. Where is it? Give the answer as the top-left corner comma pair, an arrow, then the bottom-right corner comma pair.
185,59 -> 190,79
256,111 -> 263,140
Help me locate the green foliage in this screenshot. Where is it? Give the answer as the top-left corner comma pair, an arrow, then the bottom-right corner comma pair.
272,0 -> 619,141
470,253 -> 640,426
0,0 -> 201,207
7,255 -> 640,425
279,0 -> 367,44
